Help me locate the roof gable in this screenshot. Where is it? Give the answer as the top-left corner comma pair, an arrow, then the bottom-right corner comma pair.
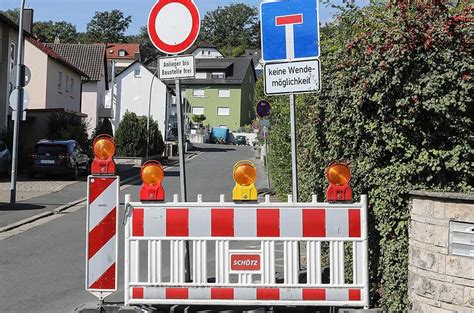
106,43 -> 140,60
27,38 -> 88,77
45,43 -> 107,81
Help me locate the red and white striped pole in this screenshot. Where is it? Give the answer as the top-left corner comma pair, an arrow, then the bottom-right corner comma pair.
85,135 -> 119,300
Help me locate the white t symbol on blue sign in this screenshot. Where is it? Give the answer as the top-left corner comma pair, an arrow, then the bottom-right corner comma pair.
261,0 -> 320,62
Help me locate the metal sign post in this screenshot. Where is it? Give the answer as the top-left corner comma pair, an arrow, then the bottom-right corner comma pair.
175,79 -> 187,202
289,94 -> 298,201
10,0 -> 26,204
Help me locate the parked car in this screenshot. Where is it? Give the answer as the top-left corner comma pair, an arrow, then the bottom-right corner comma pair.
29,140 -> 90,180
235,135 -> 248,146
0,141 -> 11,175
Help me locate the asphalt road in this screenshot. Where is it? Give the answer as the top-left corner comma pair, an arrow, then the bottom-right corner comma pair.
0,144 -> 265,313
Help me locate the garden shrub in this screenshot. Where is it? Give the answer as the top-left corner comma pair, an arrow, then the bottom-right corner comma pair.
115,111 -> 164,157
258,2 -> 473,311
47,112 -> 89,150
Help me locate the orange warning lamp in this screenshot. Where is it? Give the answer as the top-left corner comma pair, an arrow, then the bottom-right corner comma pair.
140,161 -> 165,201
325,161 -> 352,202
232,160 -> 258,201
91,135 -> 116,175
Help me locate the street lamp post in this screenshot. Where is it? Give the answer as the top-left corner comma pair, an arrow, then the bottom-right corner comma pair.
10,0 -> 26,204
146,64 -> 160,160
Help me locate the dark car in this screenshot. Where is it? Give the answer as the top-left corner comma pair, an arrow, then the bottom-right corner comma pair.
235,135 -> 248,146
29,140 -> 90,180
0,141 -> 11,175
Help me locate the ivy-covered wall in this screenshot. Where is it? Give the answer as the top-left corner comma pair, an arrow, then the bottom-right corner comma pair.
257,2 -> 473,311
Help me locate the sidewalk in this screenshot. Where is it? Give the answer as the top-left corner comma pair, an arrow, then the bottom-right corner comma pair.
0,163 -> 141,230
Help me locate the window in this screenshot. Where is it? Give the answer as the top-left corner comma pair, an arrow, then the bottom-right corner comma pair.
212,72 -> 225,79
192,107 -> 204,115
134,68 -> 141,78
65,75 -> 69,92
217,107 -> 230,116
195,72 -> 207,79
219,125 -> 227,129
10,42 -> 16,70
118,49 -> 127,57
193,89 -> 205,98
70,77 -> 74,96
58,71 -> 63,93
201,50 -> 205,55
218,89 -> 231,98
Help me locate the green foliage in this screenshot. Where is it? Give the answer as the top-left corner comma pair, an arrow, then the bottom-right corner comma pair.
47,112 -> 89,150
33,21 -> 78,43
191,114 -> 207,124
92,118 -> 114,138
86,10 -> 132,43
1,8 -> 20,24
115,111 -> 164,157
200,3 -> 260,56
259,3 -> 473,311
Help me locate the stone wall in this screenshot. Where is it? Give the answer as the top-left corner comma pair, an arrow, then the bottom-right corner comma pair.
408,191 -> 474,312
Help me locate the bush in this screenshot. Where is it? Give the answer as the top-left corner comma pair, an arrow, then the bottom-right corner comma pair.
259,3 -> 473,311
47,112 -> 89,149
115,111 -> 164,157
92,118 -> 114,138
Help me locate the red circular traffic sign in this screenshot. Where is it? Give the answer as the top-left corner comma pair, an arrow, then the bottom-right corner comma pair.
148,0 -> 200,54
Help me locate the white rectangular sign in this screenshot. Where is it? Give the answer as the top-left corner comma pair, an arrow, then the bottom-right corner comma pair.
158,55 -> 195,80
264,59 -> 320,95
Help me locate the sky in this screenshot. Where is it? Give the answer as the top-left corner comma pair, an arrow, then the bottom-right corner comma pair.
0,0 -> 365,35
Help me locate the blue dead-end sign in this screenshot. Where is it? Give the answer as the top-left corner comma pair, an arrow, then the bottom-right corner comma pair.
260,0 -> 320,63
256,100 -> 271,118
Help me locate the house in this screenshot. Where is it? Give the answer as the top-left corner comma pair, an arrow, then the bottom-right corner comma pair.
23,38 -> 86,112
106,43 -> 140,73
106,59 -> 174,138
0,13 -> 22,129
176,57 -> 256,132
185,40 -> 224,59
244,49 -> 263,77
45,43 -> 109,135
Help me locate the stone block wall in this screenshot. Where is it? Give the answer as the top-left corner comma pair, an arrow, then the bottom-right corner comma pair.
408,191 -> 474,313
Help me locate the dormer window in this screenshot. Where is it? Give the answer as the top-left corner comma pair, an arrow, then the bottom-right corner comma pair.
118,49 -> 127,57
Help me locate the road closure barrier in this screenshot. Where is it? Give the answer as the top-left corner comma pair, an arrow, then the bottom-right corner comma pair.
123,194 -> 369,308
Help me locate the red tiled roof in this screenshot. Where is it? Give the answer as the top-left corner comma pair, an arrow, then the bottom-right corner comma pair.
27,38 -> 88,77
106,43 -> 140,60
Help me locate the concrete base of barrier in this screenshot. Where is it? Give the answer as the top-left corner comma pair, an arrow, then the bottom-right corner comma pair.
74,303 -> 157,313
338,309 -> 385,313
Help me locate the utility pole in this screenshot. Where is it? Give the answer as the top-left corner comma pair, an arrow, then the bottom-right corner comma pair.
10,0 -> 27,204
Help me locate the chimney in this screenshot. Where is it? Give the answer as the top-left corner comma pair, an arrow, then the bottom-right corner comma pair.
22,8 -> 34,34
54,36 -> 60,44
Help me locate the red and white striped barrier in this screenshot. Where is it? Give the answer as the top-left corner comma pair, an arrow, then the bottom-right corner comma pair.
124,194 -> 369,308
86,176 -> 119,300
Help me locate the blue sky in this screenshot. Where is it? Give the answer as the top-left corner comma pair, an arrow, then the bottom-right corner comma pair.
0,0 -> 366,35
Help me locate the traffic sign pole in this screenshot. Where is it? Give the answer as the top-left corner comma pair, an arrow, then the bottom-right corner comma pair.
10,0 -> 26,204
289,93 -> 298,202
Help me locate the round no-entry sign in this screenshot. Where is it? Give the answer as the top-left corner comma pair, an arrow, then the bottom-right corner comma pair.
148,0 -> 201,55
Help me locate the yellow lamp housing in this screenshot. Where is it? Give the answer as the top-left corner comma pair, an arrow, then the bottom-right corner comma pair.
232,160 -> 258,201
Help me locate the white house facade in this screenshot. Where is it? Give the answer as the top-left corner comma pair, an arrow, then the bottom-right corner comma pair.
106,61 -> 172,137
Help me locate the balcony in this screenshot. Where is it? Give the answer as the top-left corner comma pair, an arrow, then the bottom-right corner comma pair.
98,106 -> 114,118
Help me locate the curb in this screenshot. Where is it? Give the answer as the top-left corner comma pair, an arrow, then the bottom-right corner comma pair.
0,173 -> 141,234
0,154 -> 198,234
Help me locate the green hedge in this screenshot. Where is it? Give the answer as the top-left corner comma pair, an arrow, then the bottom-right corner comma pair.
258,3 -> 472,311
115,111 -> 164,157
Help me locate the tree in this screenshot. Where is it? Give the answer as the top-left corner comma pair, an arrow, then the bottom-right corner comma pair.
115,111 -> 164,157
127,26 -> 163,61
86,10 -> 132,43
33,21 -> 78,43
200,3 -> 260,56
1,8 -> 20,24
47,112 -> 89,150
92,118 -> 114,138
191,114 -> 206,124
